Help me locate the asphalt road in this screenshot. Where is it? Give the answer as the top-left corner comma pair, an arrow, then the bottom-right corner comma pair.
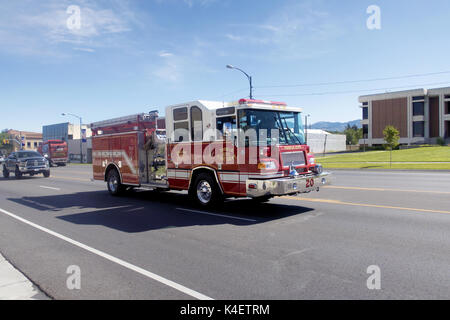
0,165 -> 449,299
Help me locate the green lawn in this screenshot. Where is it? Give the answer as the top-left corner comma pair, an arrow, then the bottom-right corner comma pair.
316,146 -> 450,170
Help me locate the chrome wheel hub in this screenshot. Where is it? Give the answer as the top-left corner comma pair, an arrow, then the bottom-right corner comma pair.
197,180 -> 212,204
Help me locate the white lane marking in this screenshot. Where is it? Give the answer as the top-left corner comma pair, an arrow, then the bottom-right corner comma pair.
177,208 -> 257,222
39,186 -> 61,191
0,207 -> 212,300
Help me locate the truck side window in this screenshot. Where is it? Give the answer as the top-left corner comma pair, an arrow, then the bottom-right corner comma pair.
190,106 -> 203,141
174,122 -> 189,142
173,107 -> 189,142
173,107 -> 188,121
216,116 -> 236,140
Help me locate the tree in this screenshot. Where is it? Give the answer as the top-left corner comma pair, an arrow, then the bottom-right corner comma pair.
344,124 -> 363,145
0,131 -> 13,155
383,125 -> 400,168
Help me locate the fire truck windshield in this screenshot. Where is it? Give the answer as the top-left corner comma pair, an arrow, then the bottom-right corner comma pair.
238,109 -> 305,146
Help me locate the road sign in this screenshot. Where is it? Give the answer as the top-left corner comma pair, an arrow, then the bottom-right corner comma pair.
81,129 -> 87,143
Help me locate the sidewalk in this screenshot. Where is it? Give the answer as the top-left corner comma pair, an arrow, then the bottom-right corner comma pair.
0,253 -> 49,300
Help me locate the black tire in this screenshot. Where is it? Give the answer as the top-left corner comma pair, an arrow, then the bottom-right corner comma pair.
107,169 -> 124,196
190,172 -> 223,208
43,171 -> 50,178
14,166 -> 22,179
251,196 -> 273,203
2,166 -> 9,179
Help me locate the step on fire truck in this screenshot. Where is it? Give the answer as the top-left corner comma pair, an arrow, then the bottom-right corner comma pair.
90,99 -> 330,207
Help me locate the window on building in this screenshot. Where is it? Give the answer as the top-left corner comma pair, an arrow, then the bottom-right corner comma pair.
412,96 -> 425,101
34,142 -> 38,147
362,107 -> 368,120
446,101 -> 450,115
413,101 -> 425,116
27,142 -> 31,148
190,106 -> 203,141
362,102 -> 368,106
362,124 -> 369,139
413,121 -> 425,137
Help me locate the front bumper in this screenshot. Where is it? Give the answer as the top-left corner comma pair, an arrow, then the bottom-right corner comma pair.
52,158 -> 67,163
246,172 -> 331,198
19,166 -> 49,174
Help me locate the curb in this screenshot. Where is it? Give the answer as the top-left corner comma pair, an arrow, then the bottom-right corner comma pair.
0,253 -> 50,300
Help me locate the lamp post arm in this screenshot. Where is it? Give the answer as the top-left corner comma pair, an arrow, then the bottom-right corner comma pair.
233,67 -> 253,99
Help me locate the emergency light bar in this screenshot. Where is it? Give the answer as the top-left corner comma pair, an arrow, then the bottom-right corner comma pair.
238,99 -> 287,106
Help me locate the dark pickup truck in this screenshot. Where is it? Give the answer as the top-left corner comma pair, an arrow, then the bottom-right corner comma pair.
2,151 -> 50,179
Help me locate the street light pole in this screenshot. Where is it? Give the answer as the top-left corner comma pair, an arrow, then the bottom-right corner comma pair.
226,65 -> 253,99
62,113 -> 83,163
305,114 -> 310,145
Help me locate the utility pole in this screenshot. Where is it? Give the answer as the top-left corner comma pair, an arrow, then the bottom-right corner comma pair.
62,113 -> 83,163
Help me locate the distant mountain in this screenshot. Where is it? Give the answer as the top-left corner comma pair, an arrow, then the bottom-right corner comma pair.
310,120 -> 361,132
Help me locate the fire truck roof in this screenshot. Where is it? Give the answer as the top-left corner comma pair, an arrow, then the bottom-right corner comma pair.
167,99 -> 304,113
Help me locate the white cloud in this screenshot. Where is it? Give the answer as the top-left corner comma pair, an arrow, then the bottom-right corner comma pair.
224,0 -> 345,59
0,0 -> 143,57
159,51 -> 174,57
73,47 -> 95,53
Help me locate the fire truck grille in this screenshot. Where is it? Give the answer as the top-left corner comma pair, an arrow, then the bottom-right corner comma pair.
281,152 -> 306,167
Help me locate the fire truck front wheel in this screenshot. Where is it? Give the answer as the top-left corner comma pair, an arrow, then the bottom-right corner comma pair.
191,173 -> 223,208
107,169 -> 125,196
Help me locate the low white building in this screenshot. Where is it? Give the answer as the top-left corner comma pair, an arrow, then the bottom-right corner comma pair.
306,129 -> 346,154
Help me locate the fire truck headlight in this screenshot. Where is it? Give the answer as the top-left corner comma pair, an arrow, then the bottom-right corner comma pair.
258,160 -> 277,170
309,157 -> 315,165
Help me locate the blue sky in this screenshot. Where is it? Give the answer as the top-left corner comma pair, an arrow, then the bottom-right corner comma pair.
2,0 -> 450,132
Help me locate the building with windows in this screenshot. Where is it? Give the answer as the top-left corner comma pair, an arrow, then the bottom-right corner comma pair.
359,87 -> 450,146
6,130 -> 42,152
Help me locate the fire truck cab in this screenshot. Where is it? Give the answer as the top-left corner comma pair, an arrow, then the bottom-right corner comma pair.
90,99 -> 330,207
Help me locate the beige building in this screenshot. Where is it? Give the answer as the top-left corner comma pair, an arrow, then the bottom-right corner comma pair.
359,87 -> 450,146
7,130 -> 43,152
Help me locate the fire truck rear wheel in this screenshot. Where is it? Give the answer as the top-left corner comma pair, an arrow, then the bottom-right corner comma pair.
107,169 -> 124,196
192,173 -> 223,208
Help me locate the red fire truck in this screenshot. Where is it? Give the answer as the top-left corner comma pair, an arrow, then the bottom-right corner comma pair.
38,140 -> 68,167
90,99 -> 330,207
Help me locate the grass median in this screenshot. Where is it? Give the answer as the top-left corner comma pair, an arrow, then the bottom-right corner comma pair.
316,146 -> 450,170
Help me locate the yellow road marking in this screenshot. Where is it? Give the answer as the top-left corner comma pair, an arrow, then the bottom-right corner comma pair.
324,185 -> 450,195
282,196 -> 450,215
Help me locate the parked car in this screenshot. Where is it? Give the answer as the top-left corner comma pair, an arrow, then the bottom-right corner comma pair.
2,151 -> 50,179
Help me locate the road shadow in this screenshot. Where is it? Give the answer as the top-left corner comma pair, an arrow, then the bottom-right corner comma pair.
7,190 -> 314,233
